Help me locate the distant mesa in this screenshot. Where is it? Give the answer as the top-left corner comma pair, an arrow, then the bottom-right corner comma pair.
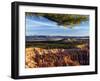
26,35 -> 89,42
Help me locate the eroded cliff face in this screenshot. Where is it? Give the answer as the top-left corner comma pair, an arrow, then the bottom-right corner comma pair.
25,47 -> 89,68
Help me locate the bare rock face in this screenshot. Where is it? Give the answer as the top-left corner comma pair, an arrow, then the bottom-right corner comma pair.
25,47 -> 89,68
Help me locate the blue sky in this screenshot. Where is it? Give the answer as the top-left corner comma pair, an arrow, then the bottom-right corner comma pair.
25,14 -> 89,36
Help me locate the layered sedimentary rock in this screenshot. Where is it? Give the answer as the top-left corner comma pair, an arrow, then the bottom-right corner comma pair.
25,47 -> 89,68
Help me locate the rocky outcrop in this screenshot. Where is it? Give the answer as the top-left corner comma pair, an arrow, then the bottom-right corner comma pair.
25,47 -> 89,68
